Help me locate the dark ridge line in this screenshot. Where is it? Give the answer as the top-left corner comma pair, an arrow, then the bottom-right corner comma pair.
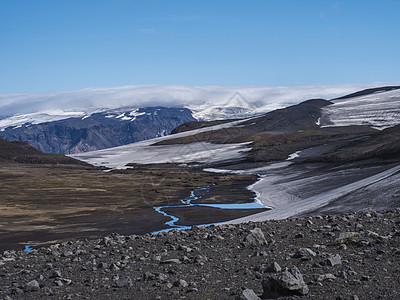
332,86 -> 400,100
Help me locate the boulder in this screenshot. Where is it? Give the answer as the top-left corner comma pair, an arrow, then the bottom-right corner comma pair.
265,262 -> 282,273
25,280 -> 40,292
326,254 -> 342,266
115,277 -> 132,287
236,288 -> 261,300
244,228 -> 267,247
293,248 -> 316,259
262,266 -> 309,298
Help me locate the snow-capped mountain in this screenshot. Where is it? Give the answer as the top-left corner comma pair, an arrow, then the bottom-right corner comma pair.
0,107 -> 195,154
1,83 -> 395,122
1,83 -> 399,154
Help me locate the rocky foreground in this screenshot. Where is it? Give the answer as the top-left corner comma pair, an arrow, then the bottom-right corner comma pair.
1,209 -> 400,300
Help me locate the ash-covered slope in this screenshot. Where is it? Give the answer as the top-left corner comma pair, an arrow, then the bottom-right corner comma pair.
321,86 -> 400,130
305,124 -> 400,162
0,107 -> 195,154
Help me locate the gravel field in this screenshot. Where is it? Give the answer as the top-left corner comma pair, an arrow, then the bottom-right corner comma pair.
1,209 -> 399,300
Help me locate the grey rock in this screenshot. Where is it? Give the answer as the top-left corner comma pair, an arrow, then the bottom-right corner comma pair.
236,288 -> 261,300
12,287 -> 24,295
367,230 -> 389,243
361,275 -> 370,281
327,254 -> 342,266
166,282 -> 173,289
50,270 -> 62,278
262,266 -> 309,298
158,273 -> 168,282
97,262 -> 108,269
54,280 -> 64,287
317,273 -> 336,281
356,223 -> 364,230
174,279 -> 188,288
336,232 -> 359,243
295,233 -> 304,238
244,228 -> 267,247
293,248 -> 317,259
115,277 -> 132,287
25,280 -> 40,292
61,278 -> 72,286
143,271 -> 156,281
160,258 -> 182,264
110,263 -> 120,271
265,262 -> 282,273
187,287 -> 199,293
195,255 -> 208,265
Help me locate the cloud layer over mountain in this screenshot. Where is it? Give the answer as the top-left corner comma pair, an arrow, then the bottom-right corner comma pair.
1,82 -> 400,119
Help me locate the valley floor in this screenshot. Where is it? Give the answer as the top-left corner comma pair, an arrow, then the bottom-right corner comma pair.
0,163 -> 260,251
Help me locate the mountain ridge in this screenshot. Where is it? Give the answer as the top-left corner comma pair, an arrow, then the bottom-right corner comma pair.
0,107 -> 195,154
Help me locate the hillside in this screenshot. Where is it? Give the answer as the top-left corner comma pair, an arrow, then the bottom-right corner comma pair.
154,99 -> 378,162
304,124 -> 400,162
0,138 -> 87,165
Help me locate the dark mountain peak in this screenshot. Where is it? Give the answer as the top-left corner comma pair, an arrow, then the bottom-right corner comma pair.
171,99 -> 332,135
296,98 -> 332,107
240,98 -> 332,132
333,86 -> 400,100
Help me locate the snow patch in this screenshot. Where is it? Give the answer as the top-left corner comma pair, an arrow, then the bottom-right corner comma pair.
226,164 -> 400,223
321,89 -> 400,130
129,109 -> 145,117
286,151 -> 301,161
71,117 -> 255,169
0,110 -> 87,130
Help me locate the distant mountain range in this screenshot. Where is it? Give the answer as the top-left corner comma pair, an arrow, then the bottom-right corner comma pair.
0,85 -> 399,155
0,107 -> 195,154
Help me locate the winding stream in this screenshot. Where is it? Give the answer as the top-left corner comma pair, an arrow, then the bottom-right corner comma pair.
153,185 -> 265,233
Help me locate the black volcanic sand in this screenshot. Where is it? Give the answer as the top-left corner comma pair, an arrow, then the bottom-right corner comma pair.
1,209 -> 399,299
162,206 -> 267,226
0,163 -> 258,252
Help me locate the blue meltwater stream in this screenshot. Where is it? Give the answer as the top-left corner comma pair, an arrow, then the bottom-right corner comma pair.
152,185 -> 264,233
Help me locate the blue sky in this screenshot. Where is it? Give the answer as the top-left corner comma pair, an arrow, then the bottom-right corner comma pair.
1,0 -> 400,93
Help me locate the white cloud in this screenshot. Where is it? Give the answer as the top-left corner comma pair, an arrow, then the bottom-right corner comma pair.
1,82 -> 399,119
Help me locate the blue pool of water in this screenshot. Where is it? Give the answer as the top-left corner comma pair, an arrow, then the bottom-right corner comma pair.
24,245 -> 33,252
